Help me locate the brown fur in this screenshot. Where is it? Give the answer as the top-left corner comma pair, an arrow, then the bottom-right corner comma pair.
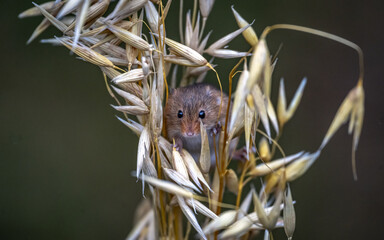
165,83 -> 229,160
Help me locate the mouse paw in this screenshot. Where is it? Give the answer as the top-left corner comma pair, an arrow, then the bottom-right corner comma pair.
210,121 -> 222,136
172,138 -> 183,152
232,146 -> 249,162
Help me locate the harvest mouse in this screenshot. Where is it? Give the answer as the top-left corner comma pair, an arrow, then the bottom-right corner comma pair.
165,83 -> 230,163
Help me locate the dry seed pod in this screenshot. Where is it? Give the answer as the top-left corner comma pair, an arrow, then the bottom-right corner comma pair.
142,149 -> 157,178
277,78 -> 307,127
199,119 -> 211,174
185,198 -> 218,220
320,83 -> 364,180
283,185 -> 296,240
244,102 -> 254,160
249,152 -> 304,177
107,24 -> 151,51
163,168 -> 201,193
250,85 -> 271,140
253,189 -> 283,230
199,0 -> 215,19
126,208 -> 154,240
112,69 -> 145,84
230,62 -> 249,131
19,1 -> 64,18
56,0 -> 83,19
71,0 -> 90,48
111,85 -> 147,109
219,215 -> 253,239
57,37 -> 115,67
140,175 -> 194,198
258,137 -> 271,162
155,34 -> 208,66
231,6 -> 258,46
177,196 -> 207,240
182,149 -> 211,191
203,210 -> 238,235
172,147 -> 189,180
206,49 -> 251,59
137,125 -> 151,178
116,116 -> 144,136
32,2 -> 68,33
205,23 -> 252,52
225,169 -> 239,194
247,39 -> 269,90
111,105 -> 149,115
163,55 -> 201,67
286,151 -> 321,181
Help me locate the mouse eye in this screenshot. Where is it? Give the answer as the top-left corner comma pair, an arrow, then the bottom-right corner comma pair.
199,110 -> 205,119
177,110 -> 183,118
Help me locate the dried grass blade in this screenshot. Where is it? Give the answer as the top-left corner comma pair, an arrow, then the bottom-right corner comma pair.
177,197 -> 207,240
125,209 -> 154,240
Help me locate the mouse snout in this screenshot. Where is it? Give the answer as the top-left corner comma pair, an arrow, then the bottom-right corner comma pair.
181,122 -> 200,137
186,131 -> 195,136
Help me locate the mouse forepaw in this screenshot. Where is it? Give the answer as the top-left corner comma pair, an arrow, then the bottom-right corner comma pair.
210,121 -> 222,136
232,146 -> 248,162
173,138 -> 183,151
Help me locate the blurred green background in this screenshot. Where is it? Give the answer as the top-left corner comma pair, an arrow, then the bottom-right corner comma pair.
1,0 -> 383,239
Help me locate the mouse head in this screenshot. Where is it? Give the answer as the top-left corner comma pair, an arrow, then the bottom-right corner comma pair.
165,84 -> 226,139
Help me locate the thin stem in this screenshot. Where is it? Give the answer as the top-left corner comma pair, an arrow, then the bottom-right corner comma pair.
261,24 -> 364,84
178,0 -> 184,43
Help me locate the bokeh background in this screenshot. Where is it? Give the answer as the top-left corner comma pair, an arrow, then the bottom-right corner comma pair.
1,0 -> 383,239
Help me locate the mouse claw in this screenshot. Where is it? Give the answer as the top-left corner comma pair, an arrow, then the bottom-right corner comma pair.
173,138 -> 183,152
210,121 -> 222,136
